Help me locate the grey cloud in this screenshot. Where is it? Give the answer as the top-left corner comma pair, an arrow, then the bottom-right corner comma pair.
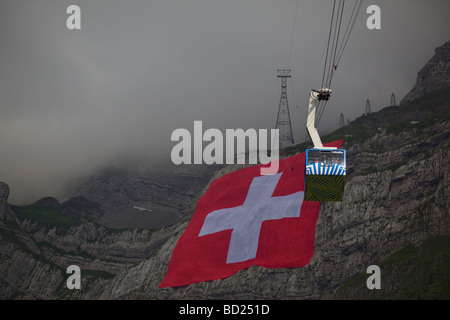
0,0 -> 449,203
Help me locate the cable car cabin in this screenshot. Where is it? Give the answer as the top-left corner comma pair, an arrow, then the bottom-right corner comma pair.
305,149 -> 346,201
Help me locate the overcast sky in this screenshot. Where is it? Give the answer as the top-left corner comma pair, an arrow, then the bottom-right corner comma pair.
1,0 -> 449,203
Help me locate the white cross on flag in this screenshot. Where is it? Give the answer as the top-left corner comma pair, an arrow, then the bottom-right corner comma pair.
160,140 -> 343,288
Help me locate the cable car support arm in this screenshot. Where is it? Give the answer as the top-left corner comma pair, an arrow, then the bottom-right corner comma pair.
306,88 -> 336,149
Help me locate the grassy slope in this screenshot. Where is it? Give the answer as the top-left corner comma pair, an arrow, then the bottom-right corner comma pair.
10,203 -> 81,228
335,235 -> 450,299
281,90 -> 450,299
281,88 -> 450,158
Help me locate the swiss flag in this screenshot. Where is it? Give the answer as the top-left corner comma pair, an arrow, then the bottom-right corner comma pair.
160,140 -> 343,288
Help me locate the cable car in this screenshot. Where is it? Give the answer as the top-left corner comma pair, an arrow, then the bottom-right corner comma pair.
305,148 -> 346,201
304,88 -> 346,201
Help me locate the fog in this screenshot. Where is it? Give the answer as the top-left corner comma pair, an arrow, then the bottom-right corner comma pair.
1,0 -> 449,203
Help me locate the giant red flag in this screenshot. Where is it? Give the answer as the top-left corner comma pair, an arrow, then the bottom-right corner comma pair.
160,140 -> 344,288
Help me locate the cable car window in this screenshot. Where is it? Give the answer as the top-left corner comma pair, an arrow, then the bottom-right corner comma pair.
307,150 -> 345,167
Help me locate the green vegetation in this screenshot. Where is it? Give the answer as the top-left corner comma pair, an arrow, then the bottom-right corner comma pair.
280,140 -> 309,157
407,88 -> 450,113
359,166 -> 379,176
415,196 -> 436,218
335,235 -> 450,299
386,117 -> 443,136
386,89 -> 450,136
382,244 -> 418,265
385,163 -> 402,172
279,86 -> 449,159
323,122 -> 378,147
11,203 -> 81,228
0,227 -> 62,269
54,268 -> 116,300
82,269 -> 115,280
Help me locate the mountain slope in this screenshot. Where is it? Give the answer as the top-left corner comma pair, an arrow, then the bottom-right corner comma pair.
82,106 -> 450,299
0,40 -> 449,300
400,40 -> 450,106
80,40 -> 450,300
335,235 -> 450,299
66,164 -> 221,229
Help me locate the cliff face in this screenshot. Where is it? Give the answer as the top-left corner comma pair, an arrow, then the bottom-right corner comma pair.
66,164 -> 221,229
400,40 -> 450,106
0,198 -> 171,299
0,183 -> 15,222
0,164 -> 220,299
1,41 -> 449,300
80,41 -> 450,300
81,114 -> 450,299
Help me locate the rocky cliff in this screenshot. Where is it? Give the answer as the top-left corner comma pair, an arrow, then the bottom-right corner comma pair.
1,40 -> 449,300
80,112 -> 450,299
0,201 -> 172,299
0,164 -> 218,299
65,163 -> 221,229
400,40 -> 450,106
0,183 -> 16,222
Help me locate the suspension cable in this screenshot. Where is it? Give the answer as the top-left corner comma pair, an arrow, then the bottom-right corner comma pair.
315,0 -> 363,128
288,1 -> 363,171
321,0 -> 337,89
287,0 -> 300,69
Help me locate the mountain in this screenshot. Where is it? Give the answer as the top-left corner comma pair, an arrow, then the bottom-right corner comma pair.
63,163 -> 221,229
400,40 -> 450,106
1,40 -> 449,300
0,163 -> 220,299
